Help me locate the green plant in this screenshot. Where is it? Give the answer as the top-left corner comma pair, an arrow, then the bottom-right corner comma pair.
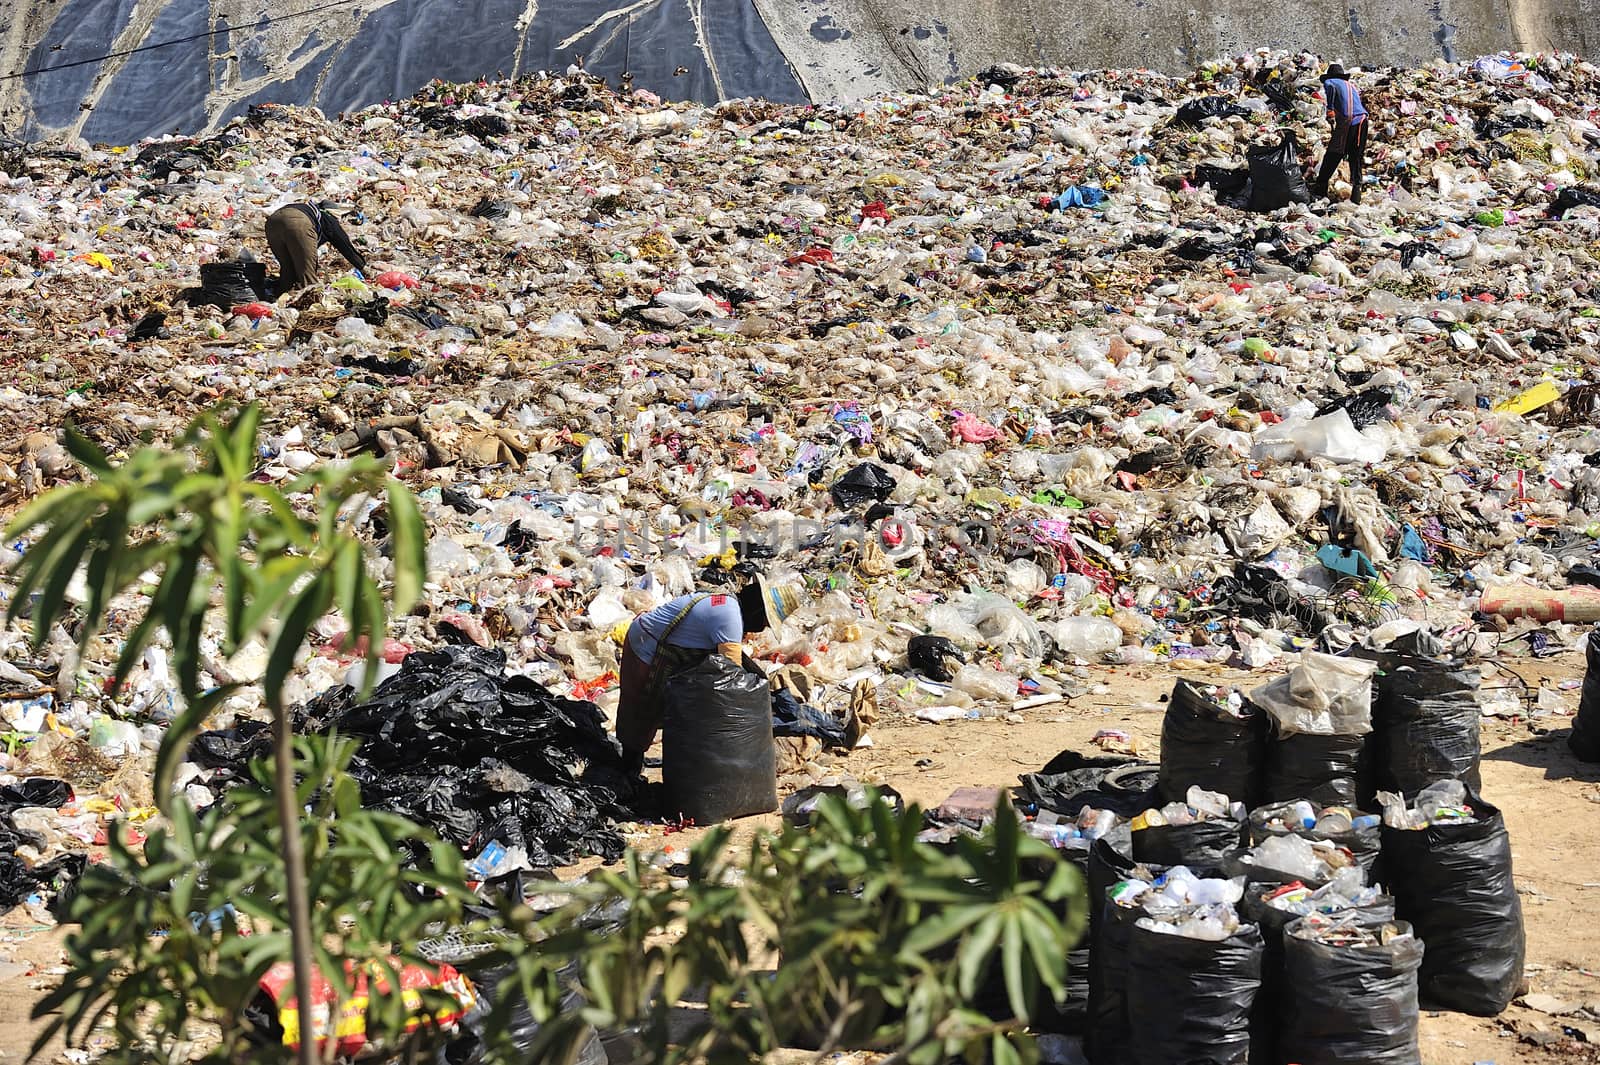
5,403 -> 427,1065
476,792 -> 1087,1065
34,735 -> 473,1063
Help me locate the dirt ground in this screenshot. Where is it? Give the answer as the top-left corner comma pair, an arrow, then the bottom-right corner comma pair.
0,651 -> 1596,1064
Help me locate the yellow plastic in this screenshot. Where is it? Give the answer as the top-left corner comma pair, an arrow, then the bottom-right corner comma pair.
1493,380 -> 1561,414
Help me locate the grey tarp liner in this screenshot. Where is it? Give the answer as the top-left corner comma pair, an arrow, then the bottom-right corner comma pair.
21,0 -> 805,146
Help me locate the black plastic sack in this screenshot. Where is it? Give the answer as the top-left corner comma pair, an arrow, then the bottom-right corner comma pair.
1175,96 -> 1251,126
1086,889 -> 1146,1065
0,778 -> 72,809
662,655 -> 777,823
1125,920 -> 1262,1065
1277,920 -> 1424,1065
907,635 -> 965,681
1550,186 -> 1600,219
1382,791 -> 1524,1015
771,690 -> 848,748
1263,728 -> 1367,807
1248,801 -> 1382,881
1569,628 -> 1600,761
1158,680 -> 1264,808
1193,164 -> 1250,195
1247,132 -> 1312,212
296,645 -> 637,865
829,463 -> 896,509
446,963 -> 609,1065
1131,817 -> 1244,868
189,260 -> 268,309
1367,651 -> 1482,795
1316,386 -> 1395,430
1020,753 -> 1158,820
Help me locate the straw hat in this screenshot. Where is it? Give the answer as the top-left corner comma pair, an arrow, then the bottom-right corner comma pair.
756,576 -> 803,628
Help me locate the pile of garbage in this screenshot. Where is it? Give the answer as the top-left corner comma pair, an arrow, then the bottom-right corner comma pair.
1,51 -> 1600,747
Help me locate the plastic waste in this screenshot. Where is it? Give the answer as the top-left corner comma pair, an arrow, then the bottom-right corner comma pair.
1158,681 -> 1263,808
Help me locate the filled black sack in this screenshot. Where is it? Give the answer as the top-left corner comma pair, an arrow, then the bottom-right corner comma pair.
1277,919 -> 1424,1065
1248,801 -> 1382,881
444,962 -> 609,1065
1131,817 -> 1244,868
662,655 -> 777,823
1382,791 -> 1524,1015
1086,889 -> 1147,1065
1263,728 -> 1367,807
1247,132 -> 1311,212
188,260 -> 267,308
1240,883 -> 1396,1065
1158,680 -> 1264,808
1569,627 -> 1600,762
1365,651 -> 1483,794
1125,920 -> 1262,1065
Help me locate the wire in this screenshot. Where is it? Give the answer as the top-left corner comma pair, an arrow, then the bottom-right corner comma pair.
0,0 -> 367,82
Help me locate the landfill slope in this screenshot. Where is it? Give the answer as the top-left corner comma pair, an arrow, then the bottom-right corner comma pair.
6,0 -> 1600,143
0,0 -> 806,145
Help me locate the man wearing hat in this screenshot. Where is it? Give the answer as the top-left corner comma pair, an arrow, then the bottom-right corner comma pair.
264,199 -> 368,292
615,576 -> 802,776
1312,63 -> 1369,205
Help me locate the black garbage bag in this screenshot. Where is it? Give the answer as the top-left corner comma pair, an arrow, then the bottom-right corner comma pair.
1263,727 -> 1368,807
1175,96 -> 1251,126
0,778 -> 72,809
1193,164 -> 1251,195
1316,386 -> 1395,430
1131,817 -> 1244,868
297,645 -> 637,865
829,463 -> 896,510
1382,791 -> 1524,1015
1277,919 -> 1424,1065
1248,801 -> 1382,881
444,962 -> 609,1065
128,310 -> 168,341
1021,755 -> 1158,820
907,635 -> 965,681
344,352 -> 423,377
771,689 -> 849,748
1125,920 -> 1261,1065
187,260 -> 268,309
1086,885 -> 1147,1065
1158,680 -> 1264,808
661,655 -> 777,823
1247,132 -> 1311,212
1569,628 -> 1600,761
470,197 -> 512,220
1550,186 -> 1600,219
1364,651 -> 1482,795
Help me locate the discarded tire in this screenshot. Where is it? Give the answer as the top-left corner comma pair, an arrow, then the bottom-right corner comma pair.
661,655 -> 777,823
1381,791 -> 1524,1015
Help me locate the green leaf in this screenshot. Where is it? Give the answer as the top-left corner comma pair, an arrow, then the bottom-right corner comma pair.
1001,913 -> 1028,1023
262,574 -> 332,713
61,424 -> 113,474
385,480 -> 427,616
956,912 -> 1003,1000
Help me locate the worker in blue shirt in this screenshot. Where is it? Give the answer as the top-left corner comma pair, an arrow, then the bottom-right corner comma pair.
615,576 -> 802,776
1312,64 -> 1370,205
